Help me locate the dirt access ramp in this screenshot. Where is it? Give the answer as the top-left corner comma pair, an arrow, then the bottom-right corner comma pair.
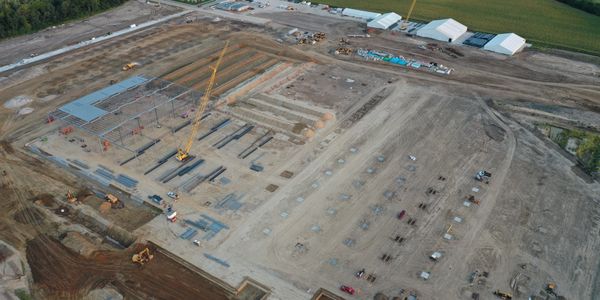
26,236 -> 237,299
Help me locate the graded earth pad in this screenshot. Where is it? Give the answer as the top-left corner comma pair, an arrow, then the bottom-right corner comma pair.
26,236 -> 235,299
0,4 -> 599,300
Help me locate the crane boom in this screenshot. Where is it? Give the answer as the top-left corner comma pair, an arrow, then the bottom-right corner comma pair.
400,0 -> 417,30
176,41 -> 229,161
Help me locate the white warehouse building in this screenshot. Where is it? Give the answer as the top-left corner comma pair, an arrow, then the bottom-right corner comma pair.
416,18 -> 467,43
342,8 -> 381,20
367,12 -> 402,30
484,33 -> 526,55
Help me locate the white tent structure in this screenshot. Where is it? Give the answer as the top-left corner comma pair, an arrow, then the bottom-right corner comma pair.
367,12 -> 402,30
416,18 -> 467,43
484,33 -> 526,55
342,8 -> 381,20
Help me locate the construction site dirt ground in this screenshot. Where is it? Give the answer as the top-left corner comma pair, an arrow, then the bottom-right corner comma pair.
0,4 -> 599,300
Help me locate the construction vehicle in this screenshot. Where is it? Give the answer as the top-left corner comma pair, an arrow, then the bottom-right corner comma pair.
313,32 -> 326,42
176,41 -> 229,162
105,193 -> 124,209
467,195 -> 480,205
66,190 -> 77,204
122,62 -> 139,71
493,290 -> 512,299
335,47 -> 352,55
102,140 -> 110,151
475,170 -> 492,182
167,211 -> 177,222
546,283 -> 557,296
132,248 -> 154,265
400,0 -> 417,31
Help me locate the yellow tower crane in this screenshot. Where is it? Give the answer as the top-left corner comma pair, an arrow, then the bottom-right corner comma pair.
400,0 -> 418,31
176,41 -> 229,161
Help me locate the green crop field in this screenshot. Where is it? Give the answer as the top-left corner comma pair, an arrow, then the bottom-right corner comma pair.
319,0 -> 600,55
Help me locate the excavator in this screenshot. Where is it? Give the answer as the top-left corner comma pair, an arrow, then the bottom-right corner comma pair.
132,248 -> 154,265
176,41 -> 229,161
66,190 -> 77,204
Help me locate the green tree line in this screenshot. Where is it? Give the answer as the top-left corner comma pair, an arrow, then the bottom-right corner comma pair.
551,127 -> 600,176
0,0 -> 128,39
556,0 -> 600,16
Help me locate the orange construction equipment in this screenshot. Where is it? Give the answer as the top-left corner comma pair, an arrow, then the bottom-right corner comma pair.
60,126 -> 73,135
132,126 -> 144,135
102,140 -> 111,151
176,41 -> 229,161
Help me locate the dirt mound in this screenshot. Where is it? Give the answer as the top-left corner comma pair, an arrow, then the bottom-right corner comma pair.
484,123 -> 506,141
33,193 -> 56,208
13,207 -> 45,225
60,232 -> 97,257
0,140 -> 14,154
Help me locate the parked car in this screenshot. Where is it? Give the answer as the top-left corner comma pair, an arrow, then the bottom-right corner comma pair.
167,191 -> 179,199
397,210 -> 406,220
340,285 -> 355,295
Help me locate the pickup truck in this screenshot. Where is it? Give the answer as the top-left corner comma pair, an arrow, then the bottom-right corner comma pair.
148,194 -> 163,205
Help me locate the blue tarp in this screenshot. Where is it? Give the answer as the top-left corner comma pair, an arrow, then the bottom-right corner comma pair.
58,75 -> 148,122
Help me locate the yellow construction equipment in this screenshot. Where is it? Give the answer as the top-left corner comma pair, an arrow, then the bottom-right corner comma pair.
105,193 -> 124,209
122,62 -> 138,71
493,290 -> 513,299
105,194 -> 118,204
132,248 -> 154,265
176,41 -> 229,161
400,0 -> 417,31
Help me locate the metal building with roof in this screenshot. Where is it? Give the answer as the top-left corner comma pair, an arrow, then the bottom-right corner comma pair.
416,18 -> 467,43
367,12 -> 402,30
483,33 -> 526,55
58,75 -> 149,122
342,8 -> 381,20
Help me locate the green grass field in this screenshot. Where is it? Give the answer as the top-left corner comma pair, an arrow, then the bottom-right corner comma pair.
319,0 -> 600,55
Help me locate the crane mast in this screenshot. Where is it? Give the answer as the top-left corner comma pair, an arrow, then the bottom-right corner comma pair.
176,41 -> 229,161
400,0 -> 417,30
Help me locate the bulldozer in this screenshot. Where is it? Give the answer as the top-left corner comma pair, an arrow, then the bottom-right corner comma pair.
132,248 -> 154,265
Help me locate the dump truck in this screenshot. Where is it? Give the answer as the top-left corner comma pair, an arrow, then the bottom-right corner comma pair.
493,290 -> 512,299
